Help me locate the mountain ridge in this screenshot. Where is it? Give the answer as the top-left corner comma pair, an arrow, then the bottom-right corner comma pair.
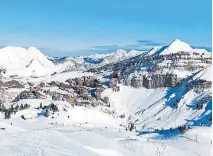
0,39 -> 211,77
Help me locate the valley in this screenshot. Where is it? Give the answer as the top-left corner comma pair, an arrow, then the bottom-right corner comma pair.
0,39 -> 212,156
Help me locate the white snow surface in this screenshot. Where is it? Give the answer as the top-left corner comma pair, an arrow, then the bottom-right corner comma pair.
159,39 -> 193,55
193,66 -> 212,81
0,46 -> 54,70
0,46 -> 55,77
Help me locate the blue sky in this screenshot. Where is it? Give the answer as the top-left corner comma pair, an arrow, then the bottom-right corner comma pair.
0,0 -> 211,56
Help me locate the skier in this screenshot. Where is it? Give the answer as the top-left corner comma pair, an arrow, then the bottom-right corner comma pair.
169,127 -> 173,136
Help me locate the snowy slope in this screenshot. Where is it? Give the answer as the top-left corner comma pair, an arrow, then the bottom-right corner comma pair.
0,90 -> 211,156
0,46 -> 54,70
193,66 -> 212,81
102,82 -> 211,130
158,39 -> 192,55
0,116 -> 211,156
0,46 -> 55,77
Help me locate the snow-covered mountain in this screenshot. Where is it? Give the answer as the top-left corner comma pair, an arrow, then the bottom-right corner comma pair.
0,46 -> 54,70
98,39 -> 211,81
0,39 -> 211,79
52,49 -> 143,72
145,39 -> 210,57
0,46 -> 143,77
52,49 -> 142,64
0,39 -> 210,79
146,39 -> 193,55
0,46 -> 55,77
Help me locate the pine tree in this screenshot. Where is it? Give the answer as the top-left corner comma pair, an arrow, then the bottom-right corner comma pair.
4,110 -> 7,119
8,110 -> 11,119
1,105 -> 4,113
20,104 -> 24,110
11,105 -> 14,112
24,103 -> 29,109
40,103 -> 43,109
15,104 -> 19,111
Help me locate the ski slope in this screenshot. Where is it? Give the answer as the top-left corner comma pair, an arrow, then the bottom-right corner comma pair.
0,99 -> 211,156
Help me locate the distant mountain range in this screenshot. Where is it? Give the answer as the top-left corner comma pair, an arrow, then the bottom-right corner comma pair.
0,39 -> 211,78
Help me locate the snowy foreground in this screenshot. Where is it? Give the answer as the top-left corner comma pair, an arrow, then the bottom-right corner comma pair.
0,106 -> 211,156
0,79 -> 212,156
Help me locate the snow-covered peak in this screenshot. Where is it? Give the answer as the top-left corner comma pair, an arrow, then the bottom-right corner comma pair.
0,46 -> 54,68
27,47 -> 55,68
166,39 -> 192,51
114,49 -> 127,56
52,49 -> 143,72
159,39 -> 192,55
0,46 -> 55,77
145,39 -> 200,56
113,49 -> 143,59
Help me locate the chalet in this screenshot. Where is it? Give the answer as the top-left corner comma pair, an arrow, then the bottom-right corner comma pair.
13,90 -> 46,102
111,71 -> 121,82
3,80 -> 24,88
94,91 -> 101,100
67,96 -> 76,104
49,91 -> 68,101
95,87 -> 105,93
112,86 -> 120,92
109,78 -> 118,88
103,97 -> 109,105
131,76 -> 143,88
39,82 -> 45,87
27,82 -> 34,86
79,87 -> 89,99
59,82 -> 71,90
30,85 -> 41,93
48,81 -> 60,87
74,77 -> 83,86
